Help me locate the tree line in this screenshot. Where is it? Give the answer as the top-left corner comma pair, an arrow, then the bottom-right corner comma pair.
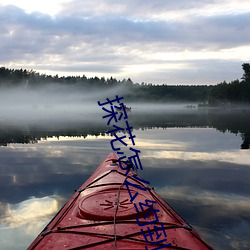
208,63 -> 250,105
0,63 -> 249,104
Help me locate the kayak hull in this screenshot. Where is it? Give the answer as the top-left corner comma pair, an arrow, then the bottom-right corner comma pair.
28,152 -> 213,249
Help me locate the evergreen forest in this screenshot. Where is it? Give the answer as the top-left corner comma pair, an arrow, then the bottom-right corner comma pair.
0,63 -> 250,105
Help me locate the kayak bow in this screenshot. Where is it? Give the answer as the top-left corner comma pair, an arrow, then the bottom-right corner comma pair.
28,152 -> 213,250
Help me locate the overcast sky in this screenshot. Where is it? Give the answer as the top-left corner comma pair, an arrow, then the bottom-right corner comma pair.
0,0 -> 250,85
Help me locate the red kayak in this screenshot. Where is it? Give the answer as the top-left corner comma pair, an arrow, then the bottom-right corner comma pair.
28,152 -> 213,249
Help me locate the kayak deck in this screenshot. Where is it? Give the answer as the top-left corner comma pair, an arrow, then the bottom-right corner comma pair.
28,152 -> 213,249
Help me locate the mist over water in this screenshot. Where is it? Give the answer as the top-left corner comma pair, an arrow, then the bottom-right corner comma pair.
1,84 -> 250,149
0,85 -> 99,122
0,84 -> 197,125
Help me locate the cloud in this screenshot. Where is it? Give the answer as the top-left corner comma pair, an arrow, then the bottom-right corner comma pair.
58,0 -> 245,19
3,5 -> 248,49
0,1 -> 250,84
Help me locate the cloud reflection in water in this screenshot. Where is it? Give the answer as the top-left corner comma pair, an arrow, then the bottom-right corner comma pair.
0,196 -> 61,250
0,127 -> 250,249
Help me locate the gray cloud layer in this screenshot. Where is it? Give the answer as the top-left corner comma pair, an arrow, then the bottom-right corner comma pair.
0,1 -> 250,84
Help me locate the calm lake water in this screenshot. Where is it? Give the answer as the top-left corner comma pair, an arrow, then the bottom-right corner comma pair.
0,104 -> 250,249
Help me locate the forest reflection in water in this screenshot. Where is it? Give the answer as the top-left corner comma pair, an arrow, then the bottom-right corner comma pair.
0,106 -> 250,149
0,106 -> 250,249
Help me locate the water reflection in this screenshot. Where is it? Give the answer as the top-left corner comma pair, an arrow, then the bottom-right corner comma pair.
0,108 -> 250,249
0,196 -> 62,250
1,196 -> 59,228
0,107 -> 250,149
